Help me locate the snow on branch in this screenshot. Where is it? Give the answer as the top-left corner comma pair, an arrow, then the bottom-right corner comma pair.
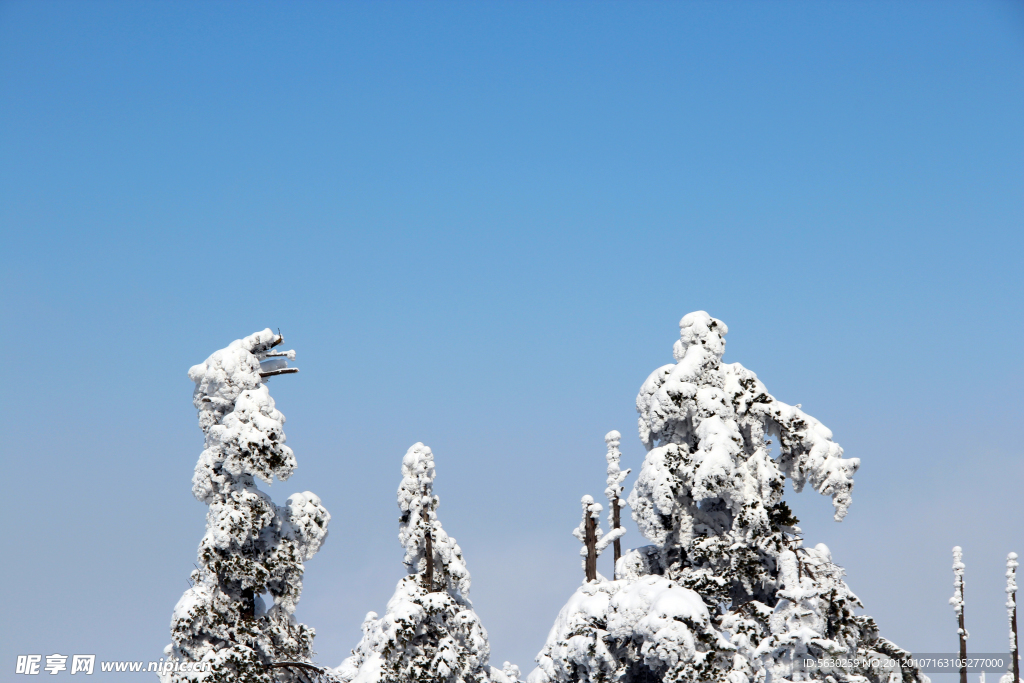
950,546 -> 968,634
603,430 -> 629,556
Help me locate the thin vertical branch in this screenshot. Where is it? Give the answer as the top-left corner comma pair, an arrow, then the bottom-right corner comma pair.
1008,552 -> 1019,683
612,497 -> 622,572
422,505 -> 434,592
951,546 -> 968,683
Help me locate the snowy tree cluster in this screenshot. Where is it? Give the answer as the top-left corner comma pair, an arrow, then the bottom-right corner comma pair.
164,317 -> 938,683
163,330 -> 330,683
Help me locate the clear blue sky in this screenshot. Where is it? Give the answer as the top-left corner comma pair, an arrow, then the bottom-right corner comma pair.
1,1 -> 1021,679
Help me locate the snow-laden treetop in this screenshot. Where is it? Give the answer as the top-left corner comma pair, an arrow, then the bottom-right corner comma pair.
188,328 -> 300,501
635,310 -> 859,522
398,442 -> 471,598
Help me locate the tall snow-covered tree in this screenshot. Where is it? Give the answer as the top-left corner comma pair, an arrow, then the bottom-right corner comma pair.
604,431 -> 630,573
951,546 -> 968,683
162,330 -> 330,683
1001,552 -> 1019,683
531,312 -> 927,683
335,443 -> 506,683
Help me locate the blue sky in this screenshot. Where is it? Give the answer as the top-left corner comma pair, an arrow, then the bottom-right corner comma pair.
1,1 -> 1022,679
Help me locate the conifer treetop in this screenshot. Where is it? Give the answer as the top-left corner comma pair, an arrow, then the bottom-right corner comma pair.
398,442 -> 471,598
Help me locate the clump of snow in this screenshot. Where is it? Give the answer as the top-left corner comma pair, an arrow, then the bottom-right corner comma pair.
162,330 -> 329,682
603,430 -> 630,575
603,430 -> 630,529
531,575 -> 728,683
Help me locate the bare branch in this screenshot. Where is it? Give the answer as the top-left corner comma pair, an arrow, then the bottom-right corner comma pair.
260,368 -> 299,378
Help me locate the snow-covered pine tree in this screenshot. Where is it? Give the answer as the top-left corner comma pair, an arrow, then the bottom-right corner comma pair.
951,546 -> 969,683
1002,552 -> 1019,683
532,311 -> 927,683
162,330 -> 330,683
629,311 -> 859,606
604,431 -> 630,574
335,443 -> 506,683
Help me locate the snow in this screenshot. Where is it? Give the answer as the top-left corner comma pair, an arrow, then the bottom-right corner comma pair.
531,575 -> 724,683
604,430 -> 630,520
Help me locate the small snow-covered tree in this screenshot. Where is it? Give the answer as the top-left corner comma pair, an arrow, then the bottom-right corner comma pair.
163,330 -> 330,683
951,546 -> 969,683
604,431 -> 630,573
336,443 -> 502,683
1001,552 -> 1019,683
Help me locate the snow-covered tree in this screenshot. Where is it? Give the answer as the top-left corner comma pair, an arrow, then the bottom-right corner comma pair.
604,431 -> 630,573
951,546 -> 969,683
162,330 -> 330,683
335,443 -> 502,683
532,312 -> 927,683
1001,552 -> 1019,683
629,311 -> 858,607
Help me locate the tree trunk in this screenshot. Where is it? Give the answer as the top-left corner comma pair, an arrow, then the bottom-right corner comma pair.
422,506 -> 434,592
959,579 -> 967,683
1011,586 -> 1019,683
585,514 -> 597,583
612,498 -> 622,565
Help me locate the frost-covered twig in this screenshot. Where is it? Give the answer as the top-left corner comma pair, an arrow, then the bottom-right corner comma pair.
1006,552 -> 1020,683
603,430 -> 629,574
951,546 -> 969,683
